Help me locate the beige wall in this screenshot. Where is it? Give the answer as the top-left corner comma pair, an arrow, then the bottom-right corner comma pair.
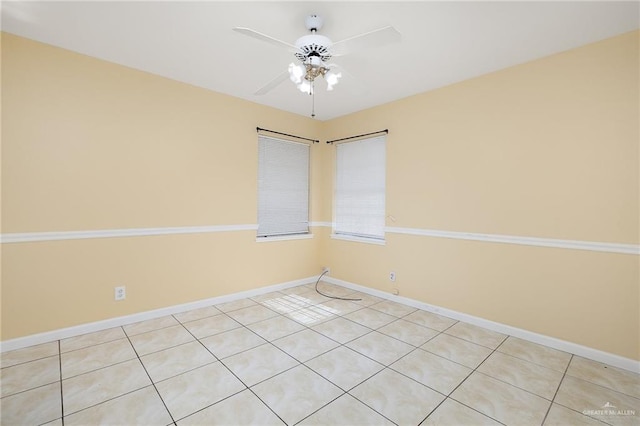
322,31 -> 639,360
2,31 -> 638,361
1,33 -> 323,338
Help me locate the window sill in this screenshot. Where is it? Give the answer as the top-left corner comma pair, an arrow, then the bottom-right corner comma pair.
331,234 -> 386,246
256,233 -> 314,243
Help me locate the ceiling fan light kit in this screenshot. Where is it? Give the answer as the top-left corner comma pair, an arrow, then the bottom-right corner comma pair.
288,59 -> 342,94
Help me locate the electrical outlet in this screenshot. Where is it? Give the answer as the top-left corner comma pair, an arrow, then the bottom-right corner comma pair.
322,266 -> 330,275
114,286 -> 126,301
389,271 -> 396,282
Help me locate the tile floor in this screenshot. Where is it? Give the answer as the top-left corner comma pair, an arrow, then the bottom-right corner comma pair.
1,282 -> 639,425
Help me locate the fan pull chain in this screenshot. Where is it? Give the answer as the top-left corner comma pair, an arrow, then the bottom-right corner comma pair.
311,79 -> 316,118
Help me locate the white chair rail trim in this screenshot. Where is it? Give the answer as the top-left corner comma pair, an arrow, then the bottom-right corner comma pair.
384,226 -> 639,255
3,223 -> 636,254
0,224 -> 259,243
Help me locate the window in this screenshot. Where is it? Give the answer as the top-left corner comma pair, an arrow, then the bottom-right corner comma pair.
334,135 -> 386,241
257,136 -> 310,238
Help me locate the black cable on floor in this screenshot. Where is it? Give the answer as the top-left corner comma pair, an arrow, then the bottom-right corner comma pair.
314,270 -> 362,301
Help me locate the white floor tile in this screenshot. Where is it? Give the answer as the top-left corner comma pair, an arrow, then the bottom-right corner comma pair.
350,368 -> 445,425
64,386 -> 172,426
252,365 -> 342,425
177,389 -> 284,426
155,361 -> 245,421
222,344 -> 298,386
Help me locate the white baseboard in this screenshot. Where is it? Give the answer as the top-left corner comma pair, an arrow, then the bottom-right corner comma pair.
3,274 -> 638,374
0,276 -> 316,353
323,277 -> 640,374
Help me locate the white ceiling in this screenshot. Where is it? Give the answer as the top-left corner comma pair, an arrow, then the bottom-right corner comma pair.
2,1 -> 638,121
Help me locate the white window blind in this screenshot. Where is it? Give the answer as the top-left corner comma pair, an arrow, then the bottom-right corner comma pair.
335,135 -> 386,240
258,136 -> 309,237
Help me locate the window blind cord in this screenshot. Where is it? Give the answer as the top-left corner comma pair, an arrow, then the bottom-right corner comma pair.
314,270 -> 362,301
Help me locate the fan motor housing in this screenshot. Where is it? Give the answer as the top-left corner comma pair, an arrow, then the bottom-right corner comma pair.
294,34 -> 332,62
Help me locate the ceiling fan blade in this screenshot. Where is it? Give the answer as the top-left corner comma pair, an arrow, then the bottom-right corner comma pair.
254,71 -> 290,96
331,26 -> 401,56
233,27 -> 297,51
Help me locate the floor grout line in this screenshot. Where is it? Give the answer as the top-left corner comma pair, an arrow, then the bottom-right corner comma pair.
58,339 -> 65,426
540,353 -> 574,425
124,326 -> 176,425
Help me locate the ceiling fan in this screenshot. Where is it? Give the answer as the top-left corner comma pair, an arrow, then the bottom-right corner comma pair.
233,15 -> 401,99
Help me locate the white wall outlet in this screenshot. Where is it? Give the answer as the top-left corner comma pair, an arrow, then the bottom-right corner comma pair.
389,271 -> 396,282
322,266 -> 330,275
114,286 -> 126,301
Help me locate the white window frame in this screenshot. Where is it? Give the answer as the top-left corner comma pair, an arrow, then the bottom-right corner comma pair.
257,136 -> 310,240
